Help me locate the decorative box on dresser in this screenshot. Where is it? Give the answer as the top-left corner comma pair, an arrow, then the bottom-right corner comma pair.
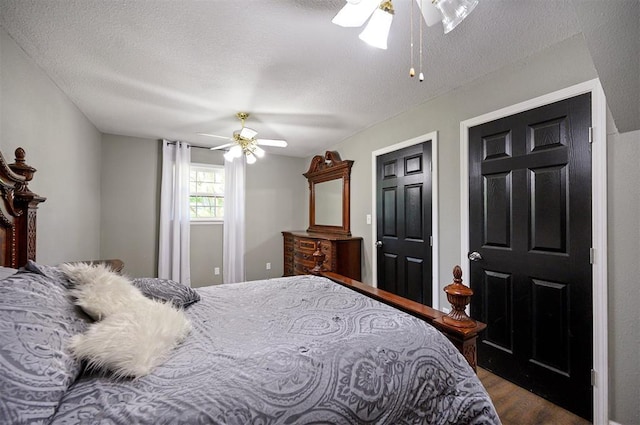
282,231 -> 362,281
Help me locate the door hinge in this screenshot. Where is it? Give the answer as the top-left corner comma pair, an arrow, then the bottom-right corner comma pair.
588,127 -> 594,152
429,161 -> 432,172
590,248 -> 595,265
430,235 -> 433,246
591,369 -> 597,386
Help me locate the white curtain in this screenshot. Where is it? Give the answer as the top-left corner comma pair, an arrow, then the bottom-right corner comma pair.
158,139 -> 191,286
223,156 -> 246,283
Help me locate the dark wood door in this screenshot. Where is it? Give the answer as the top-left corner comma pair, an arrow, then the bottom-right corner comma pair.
376,142 -> 432,305
468,93 -> 592,420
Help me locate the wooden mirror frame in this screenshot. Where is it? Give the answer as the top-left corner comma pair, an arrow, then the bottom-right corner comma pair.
304,151 -> 353,236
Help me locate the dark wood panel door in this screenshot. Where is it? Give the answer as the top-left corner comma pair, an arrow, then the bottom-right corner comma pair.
376,142 -> 432,306
468,93 -> 592,420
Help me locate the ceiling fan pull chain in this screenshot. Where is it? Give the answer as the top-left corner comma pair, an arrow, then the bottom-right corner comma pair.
419,0 -> 425,82
409,0 -> 415,77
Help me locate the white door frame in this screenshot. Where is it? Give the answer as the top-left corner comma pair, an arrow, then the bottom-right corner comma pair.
459,79 -> 608,424
371,131 -> 439,309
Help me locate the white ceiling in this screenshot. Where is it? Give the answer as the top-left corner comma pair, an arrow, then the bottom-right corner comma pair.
0,1 -> 637,157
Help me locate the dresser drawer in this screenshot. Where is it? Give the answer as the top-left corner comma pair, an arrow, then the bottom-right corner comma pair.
293,250 -> 315,263
294,261 -> 311,275
294,237 -> 317,253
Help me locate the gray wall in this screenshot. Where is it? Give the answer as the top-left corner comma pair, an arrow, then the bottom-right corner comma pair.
100,134 -> 160,278
99,135 -> 306,286
245,153 -> 307,281
0,28 -> 101,264
607,128 -> 640,424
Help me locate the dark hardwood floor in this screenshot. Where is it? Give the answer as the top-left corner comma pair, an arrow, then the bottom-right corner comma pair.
478,367 -> 592,425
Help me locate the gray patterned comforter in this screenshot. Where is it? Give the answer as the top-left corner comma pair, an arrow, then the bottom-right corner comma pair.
10,273 -> 500,424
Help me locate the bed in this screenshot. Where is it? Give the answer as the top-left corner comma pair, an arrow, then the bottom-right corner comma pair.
0,147 -> 500,424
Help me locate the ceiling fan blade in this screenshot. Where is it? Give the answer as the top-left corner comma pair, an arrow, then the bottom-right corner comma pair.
197,133 -> 233,141
209,142 -> 235,151
256,139 -> 288,148
239,127 -> 258,140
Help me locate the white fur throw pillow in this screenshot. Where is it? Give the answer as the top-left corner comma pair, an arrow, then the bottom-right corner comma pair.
61,262 -> 146,321
68,302 -> 191,378
60,263 -> 191,378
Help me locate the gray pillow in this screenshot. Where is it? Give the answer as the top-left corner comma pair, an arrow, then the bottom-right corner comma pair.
0,269 -> 89,423
131,277 -> 201,309
24,260 -> 72,287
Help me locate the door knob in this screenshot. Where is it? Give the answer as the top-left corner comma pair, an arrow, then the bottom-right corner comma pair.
468,251 -> 483,262
375,240 -> 383,248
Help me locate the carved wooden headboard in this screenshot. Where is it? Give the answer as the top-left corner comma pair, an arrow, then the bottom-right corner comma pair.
0,147 -> 45,268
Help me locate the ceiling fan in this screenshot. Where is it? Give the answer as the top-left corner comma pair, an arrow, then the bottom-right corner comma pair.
197,112 -> 288,164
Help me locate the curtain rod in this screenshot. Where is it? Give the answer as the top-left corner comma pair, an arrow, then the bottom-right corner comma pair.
164,141 -> 218,150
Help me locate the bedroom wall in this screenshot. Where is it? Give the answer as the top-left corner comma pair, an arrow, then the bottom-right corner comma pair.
607,128 -> 640,425
0,28 -> 102,264
99,134 -> 306,286
100,134 -> 160,279
321,34 -> 638,423
245,153 -> 307,281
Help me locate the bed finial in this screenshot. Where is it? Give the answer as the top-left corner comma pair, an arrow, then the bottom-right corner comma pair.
15,147 -> 26,163
310,241 -> 326,274
442,265 -> 476,328
9,147 -> 37,193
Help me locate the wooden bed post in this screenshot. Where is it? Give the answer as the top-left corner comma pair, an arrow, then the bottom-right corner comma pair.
442,266 -> 476,327
9,148 -> 46,267
432,266 -> 485,371
310,242 -> 326,274
0,147 -> 45,268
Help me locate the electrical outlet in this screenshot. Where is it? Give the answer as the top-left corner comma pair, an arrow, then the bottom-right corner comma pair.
214,267 -> 220,275
266,262 -> 271,270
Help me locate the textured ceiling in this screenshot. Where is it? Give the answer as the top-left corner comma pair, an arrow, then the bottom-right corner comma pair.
0,0 -> 632,157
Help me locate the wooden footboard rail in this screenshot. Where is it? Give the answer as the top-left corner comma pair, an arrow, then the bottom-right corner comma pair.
311,247 -> 486,371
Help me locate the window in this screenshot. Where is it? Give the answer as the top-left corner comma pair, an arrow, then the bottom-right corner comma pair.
189,164 -> 224,221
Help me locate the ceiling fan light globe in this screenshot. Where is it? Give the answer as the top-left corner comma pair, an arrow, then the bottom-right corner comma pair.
246,153 -> 257,164
435,0 -> 478,34
332,0 -> 380,27
254,146 -> 266,158
224,151 -> 235,162
358,7 -> 393,49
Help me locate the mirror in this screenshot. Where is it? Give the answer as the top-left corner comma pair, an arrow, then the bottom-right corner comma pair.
304,151 -> 353,236
314,179 -> 343,226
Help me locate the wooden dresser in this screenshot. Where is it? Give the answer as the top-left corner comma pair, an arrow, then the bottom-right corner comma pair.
282,231 -> 362,281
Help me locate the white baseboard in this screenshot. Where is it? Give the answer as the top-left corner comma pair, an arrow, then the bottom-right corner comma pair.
609,421 -> 623,425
